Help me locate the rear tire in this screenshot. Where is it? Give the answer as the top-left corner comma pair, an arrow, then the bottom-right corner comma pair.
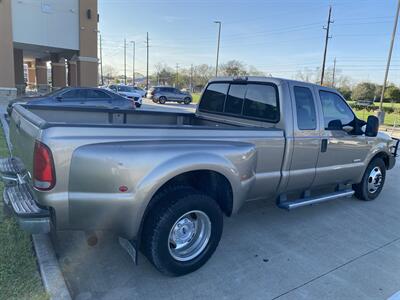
184,97 -> 191,105
142,186 -> 223,276
158,97 -> 167,104
353,157 -> 386,201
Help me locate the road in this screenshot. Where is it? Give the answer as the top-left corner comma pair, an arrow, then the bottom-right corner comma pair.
54,101 -> 400,300
141,98 -> 197,113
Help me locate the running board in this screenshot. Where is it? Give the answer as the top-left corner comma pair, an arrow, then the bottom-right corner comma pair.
278,189 -> 354,210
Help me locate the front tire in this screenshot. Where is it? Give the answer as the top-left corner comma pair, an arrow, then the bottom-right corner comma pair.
142,186 -> 223,276
158,96 -> 167,104
184,97 -> 191,105
353,157 -> 386,201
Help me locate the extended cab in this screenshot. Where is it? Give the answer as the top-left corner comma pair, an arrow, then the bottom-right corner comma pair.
2,77 -> 398,276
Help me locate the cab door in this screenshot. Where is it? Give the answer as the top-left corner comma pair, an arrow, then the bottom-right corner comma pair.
312,89 -> 370,187
286,83 -> 321,192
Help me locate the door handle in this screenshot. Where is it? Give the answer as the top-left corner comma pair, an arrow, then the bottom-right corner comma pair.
321,139 -> 328,152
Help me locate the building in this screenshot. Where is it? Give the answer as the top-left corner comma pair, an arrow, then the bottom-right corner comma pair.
0,0 -> 98,101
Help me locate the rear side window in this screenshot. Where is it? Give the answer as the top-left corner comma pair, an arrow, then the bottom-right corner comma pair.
199,82 -> 279,122
62,89 -> 83,99
87,90 -> 111,99
294,86 -> 317,130
199,83 -> 229,113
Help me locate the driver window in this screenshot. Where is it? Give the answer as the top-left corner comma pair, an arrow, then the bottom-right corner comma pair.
319,90 -> 354,130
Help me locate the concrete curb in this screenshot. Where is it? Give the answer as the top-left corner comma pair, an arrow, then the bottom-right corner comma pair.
1,112 -> 72,300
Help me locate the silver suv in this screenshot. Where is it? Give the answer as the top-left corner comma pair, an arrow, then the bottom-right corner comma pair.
147,86 -> 192,105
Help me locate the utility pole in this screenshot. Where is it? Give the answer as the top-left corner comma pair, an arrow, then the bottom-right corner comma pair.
99,34 -> 104,86
146,32 -> 149,90
378,0 -> 400,124
320,6 -> 333,86
175,63 -> 179,87
214,21 -> 222,77
332,57 -> 336,87
190,64 -> 193,92
124,38 -> 127,85
130,41 -> 135,86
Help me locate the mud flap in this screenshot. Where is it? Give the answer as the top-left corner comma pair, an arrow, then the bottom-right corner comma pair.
118,237 -> 138,265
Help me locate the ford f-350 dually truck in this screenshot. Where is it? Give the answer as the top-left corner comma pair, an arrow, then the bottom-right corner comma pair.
2,77 -> 398,276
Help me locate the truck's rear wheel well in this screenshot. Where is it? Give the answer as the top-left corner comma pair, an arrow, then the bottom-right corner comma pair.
150,170 -> 234,217
372,152 -> 390,169
138,170 -> 233,252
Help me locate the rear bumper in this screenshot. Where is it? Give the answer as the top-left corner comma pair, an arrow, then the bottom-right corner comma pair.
1,157 -> 50,234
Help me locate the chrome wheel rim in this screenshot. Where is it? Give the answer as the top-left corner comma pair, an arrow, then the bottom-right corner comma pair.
368,166 -> 383,194
168,210 -> 211,262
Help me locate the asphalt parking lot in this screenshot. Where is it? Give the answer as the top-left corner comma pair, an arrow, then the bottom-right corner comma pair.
53,101 -> 400,300
141,97 -> 197,113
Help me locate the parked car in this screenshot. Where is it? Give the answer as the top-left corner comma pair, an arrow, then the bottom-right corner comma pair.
107,85 -> 143,107
146,86 -> 192,104
2,77 -> 398,276
7,87 -> 136,115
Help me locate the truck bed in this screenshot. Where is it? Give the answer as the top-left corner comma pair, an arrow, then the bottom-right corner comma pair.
25,105 -> 243,128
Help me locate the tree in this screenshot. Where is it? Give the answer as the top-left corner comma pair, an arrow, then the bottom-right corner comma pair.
247,66 -> 265,76
337,86 -> 352,100
384,84 -> 400,102
193,64 -> 214,89
351,82 -> 378,100
220,60 -> 247,76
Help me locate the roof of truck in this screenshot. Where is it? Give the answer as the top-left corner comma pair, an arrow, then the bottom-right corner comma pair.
208,76 -> 338,93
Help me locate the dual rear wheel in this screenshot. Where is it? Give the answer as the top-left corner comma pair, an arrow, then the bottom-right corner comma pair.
141,186 -> 223,276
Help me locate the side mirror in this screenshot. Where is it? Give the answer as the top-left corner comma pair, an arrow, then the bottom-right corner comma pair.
365,115 -> 379,137
56,96 -> 62,101
327,119 -> 343,130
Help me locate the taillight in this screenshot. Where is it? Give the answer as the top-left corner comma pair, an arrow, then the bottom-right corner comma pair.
33,141 -> 56,190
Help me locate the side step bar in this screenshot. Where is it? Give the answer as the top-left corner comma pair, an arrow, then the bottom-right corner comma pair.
278,189 -> 355,211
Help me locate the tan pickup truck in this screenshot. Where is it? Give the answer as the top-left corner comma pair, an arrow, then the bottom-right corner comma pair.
2,77 -> 398,276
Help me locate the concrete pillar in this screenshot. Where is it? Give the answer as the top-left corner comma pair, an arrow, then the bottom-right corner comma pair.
51,58 -> 67,90
35,59 -> 49,94
27,62 -> 36,89
0,0 -> 17,102
13,49 -> 25,96
68,60 -> 78,87
77,0 -> 98,87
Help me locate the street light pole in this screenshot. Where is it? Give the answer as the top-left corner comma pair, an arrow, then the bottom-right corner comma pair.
378,0 -> 400,124
214,21 -> 221,77
130,41 -> 135,86
124,38 -> 127,85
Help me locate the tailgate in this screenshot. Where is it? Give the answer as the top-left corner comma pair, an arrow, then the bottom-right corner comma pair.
9,105 -> 43,173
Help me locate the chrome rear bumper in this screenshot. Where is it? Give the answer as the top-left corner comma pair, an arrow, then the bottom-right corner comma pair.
1,157 -> 50,234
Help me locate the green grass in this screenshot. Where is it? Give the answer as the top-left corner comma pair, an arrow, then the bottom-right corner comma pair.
346,101 -> 400,126
192,93 -> 201,103
347,100 -> 400,109
0,127 -> 48,300
354,109 -> 400,126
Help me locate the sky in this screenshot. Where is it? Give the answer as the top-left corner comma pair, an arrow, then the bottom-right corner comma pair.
98,0 -> 400,85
